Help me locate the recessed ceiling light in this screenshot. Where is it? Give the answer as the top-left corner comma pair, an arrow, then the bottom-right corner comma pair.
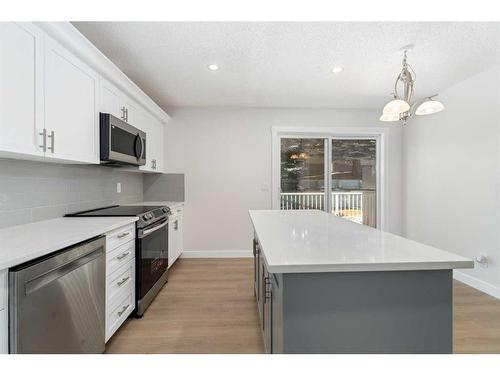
332,66 -> 343,74
207,64 -> 219,71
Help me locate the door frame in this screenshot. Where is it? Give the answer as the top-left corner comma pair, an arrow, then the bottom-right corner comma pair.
271,126 -> 389,231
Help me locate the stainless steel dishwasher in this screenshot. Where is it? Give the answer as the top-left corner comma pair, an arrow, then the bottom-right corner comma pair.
9,236 -> 106,354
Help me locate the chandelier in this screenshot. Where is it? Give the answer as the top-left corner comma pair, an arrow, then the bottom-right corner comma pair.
379,46 -> 445,125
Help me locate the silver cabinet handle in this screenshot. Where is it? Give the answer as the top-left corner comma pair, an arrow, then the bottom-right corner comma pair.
39,129 -> 47,152
47,130 -> 55,153
174,220 -> 178,231
117,276 -> 130,286
264,276 -> 272,303
118,304 -> 130,317
121,106 -> 126,121
117,232 -> 130,239
116,251 -> 131,260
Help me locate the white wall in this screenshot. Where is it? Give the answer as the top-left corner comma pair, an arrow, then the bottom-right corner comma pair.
165,108 -> 403,255
404,65 -> 500,297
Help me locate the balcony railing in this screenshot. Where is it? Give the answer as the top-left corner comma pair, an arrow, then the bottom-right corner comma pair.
280,191 -> 376,227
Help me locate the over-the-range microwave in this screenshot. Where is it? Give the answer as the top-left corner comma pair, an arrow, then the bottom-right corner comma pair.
100,113 -> 146,166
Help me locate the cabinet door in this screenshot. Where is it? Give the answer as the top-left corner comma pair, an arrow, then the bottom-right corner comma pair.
174,213 -> 183,260
0,22 -> 44,156
44,36 -> 99,163
139,112 -> 162,172
258,251 -> 264,323
100,79 -> 122,119
123,99 -> 139,126
262,265 -> 272,353
150,120 -> 161,172
138,112 -> 153,171
167,214 -> 176,269
271,274 -> 283,353
154,119 -> 164,172
253,239 -> 259,298
0,309 -> 7,354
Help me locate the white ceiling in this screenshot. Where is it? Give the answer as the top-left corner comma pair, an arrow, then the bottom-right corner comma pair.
72,22 -> 500,110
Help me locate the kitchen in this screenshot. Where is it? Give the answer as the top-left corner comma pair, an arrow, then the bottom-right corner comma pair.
1,3 -> 500,370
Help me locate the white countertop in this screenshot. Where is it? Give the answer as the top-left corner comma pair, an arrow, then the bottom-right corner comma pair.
122,201 -> 184,209
0,216 -> 138,270
249,210 -> 474,273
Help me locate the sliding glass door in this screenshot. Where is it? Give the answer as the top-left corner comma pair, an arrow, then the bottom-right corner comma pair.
331,139 -> 377,228
278,135 -> 378,228
280,138 -> 326,210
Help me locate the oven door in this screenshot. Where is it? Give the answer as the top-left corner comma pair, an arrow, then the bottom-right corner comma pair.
137,219 -> 168,300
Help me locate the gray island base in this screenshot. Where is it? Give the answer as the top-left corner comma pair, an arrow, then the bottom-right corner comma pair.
250,210 -> 473,354
255,249 -> 452,354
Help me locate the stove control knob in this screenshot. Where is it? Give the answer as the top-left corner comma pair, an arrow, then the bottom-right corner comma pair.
142,214 -> 149,221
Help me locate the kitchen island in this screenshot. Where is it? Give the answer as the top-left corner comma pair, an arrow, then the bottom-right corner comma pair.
249,210 -> 474,354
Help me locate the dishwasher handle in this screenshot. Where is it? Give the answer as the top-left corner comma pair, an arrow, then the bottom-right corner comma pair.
24,245 -> 104,296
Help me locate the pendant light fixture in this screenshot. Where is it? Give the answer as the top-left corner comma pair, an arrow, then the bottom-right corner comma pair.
379,46 -> 445,125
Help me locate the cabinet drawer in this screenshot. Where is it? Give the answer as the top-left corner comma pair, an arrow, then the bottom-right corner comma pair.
106,290 -> 134,342
0,269 -> 6,311
106,240 -> 135,275
106,224 -> 135,252
106,259 -> 134,303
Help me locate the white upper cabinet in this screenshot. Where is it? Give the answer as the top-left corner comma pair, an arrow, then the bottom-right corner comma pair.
139,112 -> 164,173
100,78 -> 164,173
122,99 -> 139,126
44,35 -> 99,163
100,79 -> 122,119
1,22 -> 169,168
155,118 -> 164,172
0,22 -> 44,157
100,78 -> 140,126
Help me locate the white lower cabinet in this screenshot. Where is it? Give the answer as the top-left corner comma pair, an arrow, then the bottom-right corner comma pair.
0,309 -> 7,354
168,206 -> 184,268
106,290 -> 134,342
107,260 -> 134,305
0,269 -> 7,353
105,224 -> 136,343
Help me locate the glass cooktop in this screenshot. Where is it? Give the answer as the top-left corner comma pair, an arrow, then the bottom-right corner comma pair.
67,205 -> 163,217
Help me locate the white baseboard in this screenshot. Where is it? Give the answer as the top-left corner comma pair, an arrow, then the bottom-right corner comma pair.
180,250 -> 253,259
454,270 -> 500,300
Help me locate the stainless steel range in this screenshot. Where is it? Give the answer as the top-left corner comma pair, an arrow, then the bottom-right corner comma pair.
67,205 -> 171,317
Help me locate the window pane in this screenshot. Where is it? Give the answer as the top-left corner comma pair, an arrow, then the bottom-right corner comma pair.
331,139 -> 376,227
280,138 -> 325,210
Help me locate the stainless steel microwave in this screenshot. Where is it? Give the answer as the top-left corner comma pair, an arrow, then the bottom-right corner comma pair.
100,113 -> 146,166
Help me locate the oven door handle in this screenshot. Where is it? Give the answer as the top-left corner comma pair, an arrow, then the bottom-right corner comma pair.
140,220 -> 168,238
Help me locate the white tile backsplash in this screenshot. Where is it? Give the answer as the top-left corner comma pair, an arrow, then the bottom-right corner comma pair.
0,159 -> 144,228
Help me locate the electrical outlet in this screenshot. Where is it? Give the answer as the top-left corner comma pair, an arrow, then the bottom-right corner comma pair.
475,254 -> 488,268
116,182 -> 122,193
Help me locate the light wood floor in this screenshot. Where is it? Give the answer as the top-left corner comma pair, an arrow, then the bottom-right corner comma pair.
106,259 -> 500,354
